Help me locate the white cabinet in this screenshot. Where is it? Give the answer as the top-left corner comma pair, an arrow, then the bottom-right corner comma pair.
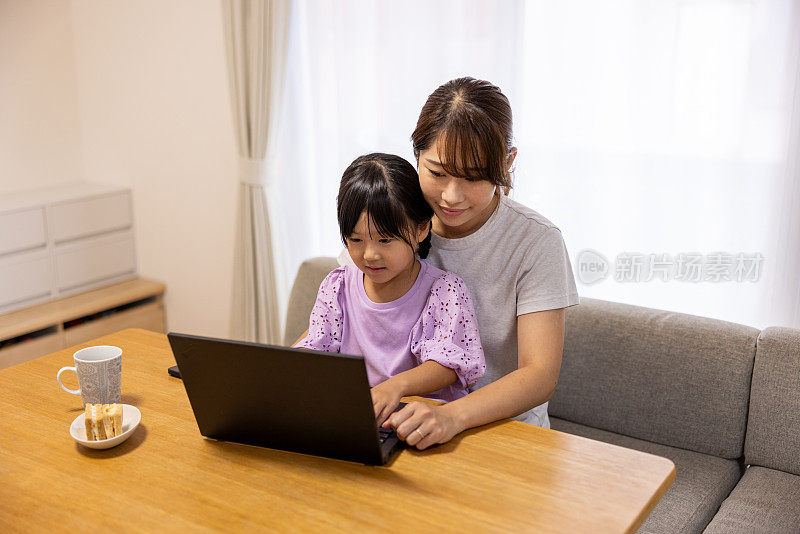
0,249 -> 52,309
49,191 -> 133,243
55,230 -> 137,292
0,208 -> 46,255
0,183 -> 137,313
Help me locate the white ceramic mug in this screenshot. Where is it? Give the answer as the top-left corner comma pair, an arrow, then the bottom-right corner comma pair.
57,345 -> 122,405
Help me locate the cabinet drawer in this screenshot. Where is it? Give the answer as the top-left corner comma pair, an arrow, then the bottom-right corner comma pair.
63,301 -> 165,347
0,330 -> 63,370
0,208 -> 46,255
0,250 -> 52,309
55,231 -> 136,292
49,191 -> 133,243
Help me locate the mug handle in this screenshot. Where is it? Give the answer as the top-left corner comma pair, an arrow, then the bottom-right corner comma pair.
57,366 -> 81,395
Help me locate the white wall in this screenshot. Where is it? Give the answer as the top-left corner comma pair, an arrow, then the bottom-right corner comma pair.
70,1 -> 238,338
0,0 -> 239,339
0,0 -> 85,193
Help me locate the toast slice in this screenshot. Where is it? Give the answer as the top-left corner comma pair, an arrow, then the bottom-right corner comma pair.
101,404 -> 123,438
84,403 -> 119,441
85,404 -> 106,440
84,405 -> 92,439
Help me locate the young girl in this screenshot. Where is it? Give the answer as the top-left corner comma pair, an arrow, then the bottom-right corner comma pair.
296,153 -> 486,426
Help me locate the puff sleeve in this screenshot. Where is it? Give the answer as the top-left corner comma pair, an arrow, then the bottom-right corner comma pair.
410,273 -> 486,388
295,267 -> 345,353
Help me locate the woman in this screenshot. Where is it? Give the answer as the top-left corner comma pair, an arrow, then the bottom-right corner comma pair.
382,77 -> 579,449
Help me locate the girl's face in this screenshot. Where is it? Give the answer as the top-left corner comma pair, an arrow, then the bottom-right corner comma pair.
417,136 -> 502,239
346,211 -> 428,288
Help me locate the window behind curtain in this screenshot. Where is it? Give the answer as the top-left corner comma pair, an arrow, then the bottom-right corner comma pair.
272,0 -> 800,329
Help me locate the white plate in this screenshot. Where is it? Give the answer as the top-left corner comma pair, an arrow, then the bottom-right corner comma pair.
70,404 -> 141,450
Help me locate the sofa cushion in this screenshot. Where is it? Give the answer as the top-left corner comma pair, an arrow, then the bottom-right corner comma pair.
744,327 -> 800,475
283,256 -> 339,346
551,417 -> 742,534
703,466 -> 800,534
550,298 -> 759,458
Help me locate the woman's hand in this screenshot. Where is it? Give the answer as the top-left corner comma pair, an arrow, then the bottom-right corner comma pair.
382,401 -> 463,450
370,362 -> 459,427
370,379 -> 404,426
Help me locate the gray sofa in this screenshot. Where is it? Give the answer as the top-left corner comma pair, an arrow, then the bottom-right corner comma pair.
285,257 -> 800,533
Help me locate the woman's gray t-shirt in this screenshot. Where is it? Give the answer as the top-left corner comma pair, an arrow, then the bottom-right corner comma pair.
425,194 -> 580,428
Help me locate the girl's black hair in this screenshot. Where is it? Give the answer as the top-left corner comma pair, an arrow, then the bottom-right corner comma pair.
337,153 -> 433,258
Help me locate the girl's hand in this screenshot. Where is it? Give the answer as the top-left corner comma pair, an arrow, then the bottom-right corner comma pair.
382,401 -> 463,450
370,379 -> 404,426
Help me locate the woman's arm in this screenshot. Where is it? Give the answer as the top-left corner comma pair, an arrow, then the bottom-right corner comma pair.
384,308 -> 565,448
372,361 -> 457,425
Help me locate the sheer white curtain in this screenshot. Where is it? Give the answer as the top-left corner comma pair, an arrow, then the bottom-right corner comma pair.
273,0 -> 800,329
223,0 -> 291,343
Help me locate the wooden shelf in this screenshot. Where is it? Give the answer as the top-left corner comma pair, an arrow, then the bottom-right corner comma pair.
0,278 -> 166,369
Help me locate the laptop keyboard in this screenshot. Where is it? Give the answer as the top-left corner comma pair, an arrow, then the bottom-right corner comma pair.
378,427 -> 394,443
377,402 -> 405,443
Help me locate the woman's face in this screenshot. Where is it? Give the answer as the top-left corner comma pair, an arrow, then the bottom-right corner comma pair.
417,136 -> 499,239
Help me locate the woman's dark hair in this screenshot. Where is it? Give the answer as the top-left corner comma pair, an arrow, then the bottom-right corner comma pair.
411,77 -> 514,189
337,153 -> 433,258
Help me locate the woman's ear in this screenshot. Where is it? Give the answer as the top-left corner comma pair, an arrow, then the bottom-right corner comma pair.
507,147 -> 518,171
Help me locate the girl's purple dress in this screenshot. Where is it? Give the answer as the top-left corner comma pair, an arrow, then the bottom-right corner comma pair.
297,260 -> 485,402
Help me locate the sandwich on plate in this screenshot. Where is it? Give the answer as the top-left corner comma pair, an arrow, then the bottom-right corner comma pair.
84,403 -> 123,441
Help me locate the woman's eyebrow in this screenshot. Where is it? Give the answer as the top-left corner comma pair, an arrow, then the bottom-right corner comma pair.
424,158 -> 443,166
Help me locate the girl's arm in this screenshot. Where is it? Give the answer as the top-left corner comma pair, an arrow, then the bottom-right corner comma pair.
384,308 -> 565,448
291,329 -> 309,347
293,269 -> 345,353
371,361 -> 457,425
374,272 -> 486,425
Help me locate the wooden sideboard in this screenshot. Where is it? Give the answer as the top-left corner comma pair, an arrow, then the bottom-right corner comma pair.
0,278 -> 165,369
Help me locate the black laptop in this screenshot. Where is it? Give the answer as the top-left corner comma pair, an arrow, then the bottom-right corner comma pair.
167,332 -> 405,465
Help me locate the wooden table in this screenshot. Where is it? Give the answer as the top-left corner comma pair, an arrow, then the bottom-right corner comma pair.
0,329 -> 674,532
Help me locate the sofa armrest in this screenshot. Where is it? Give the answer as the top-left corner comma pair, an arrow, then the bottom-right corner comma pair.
744,326 -> 800,475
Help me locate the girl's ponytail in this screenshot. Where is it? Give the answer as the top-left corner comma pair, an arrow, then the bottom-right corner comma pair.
417,227 -> 432,259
